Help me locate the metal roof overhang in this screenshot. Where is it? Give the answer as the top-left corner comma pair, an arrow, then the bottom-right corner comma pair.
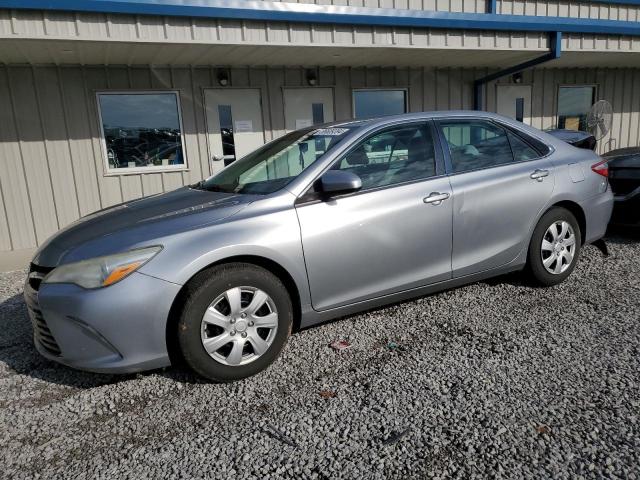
6,0 -> 640,37
2,0 -> 640,69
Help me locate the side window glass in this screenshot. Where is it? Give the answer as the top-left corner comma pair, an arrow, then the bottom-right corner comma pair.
332,124 -> 436,190
439,120 -> 514,173
507,131 -> 541,162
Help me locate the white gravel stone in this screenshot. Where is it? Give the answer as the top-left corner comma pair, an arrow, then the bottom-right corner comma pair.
0,233 -> 639,478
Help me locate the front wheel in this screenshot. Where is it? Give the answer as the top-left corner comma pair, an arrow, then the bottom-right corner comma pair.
527,207 -> 581,287
177,263 -> 293,382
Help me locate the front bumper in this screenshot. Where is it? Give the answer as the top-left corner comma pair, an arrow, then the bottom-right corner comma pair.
24,271 -> 181,374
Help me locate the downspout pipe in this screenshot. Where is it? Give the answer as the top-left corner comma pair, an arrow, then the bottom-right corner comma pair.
473,31 -> 562,110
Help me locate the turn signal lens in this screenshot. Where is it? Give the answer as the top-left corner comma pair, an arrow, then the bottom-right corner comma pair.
102,261 -> 143,286
591,159 -> 608,178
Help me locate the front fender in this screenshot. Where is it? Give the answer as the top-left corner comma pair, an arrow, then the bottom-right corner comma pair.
138,206 -> 311,310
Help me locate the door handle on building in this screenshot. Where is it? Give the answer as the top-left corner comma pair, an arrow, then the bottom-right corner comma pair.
423,192 -> 450,205
530,169 -> 549,181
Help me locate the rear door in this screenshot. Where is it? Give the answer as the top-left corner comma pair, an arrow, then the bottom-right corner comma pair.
436,118 -> 555,277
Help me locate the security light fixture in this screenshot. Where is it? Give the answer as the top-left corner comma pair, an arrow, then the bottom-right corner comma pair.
217,69 -> 230,86
306,69 -> 318,86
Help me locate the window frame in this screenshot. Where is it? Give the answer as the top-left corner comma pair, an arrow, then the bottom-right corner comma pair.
296,119 -> 446,205
351,88 -> 409,120
434,117 -> 552,176
96,90 -> 189,176
556,84 -> 598,131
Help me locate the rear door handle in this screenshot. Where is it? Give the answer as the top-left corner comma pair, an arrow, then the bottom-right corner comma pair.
530,169 -> 549,181
423,192 -> 450,205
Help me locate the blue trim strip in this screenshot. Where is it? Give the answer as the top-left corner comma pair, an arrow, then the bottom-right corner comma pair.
473,32 -> 562,110
6,0 -> 640,36
487,0 -> 497,14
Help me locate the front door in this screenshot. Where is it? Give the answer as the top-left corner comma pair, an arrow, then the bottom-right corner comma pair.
283,87 -> 334,131
296,121 -> 453,311
204,88 -> 265,174
436,118 -> 554,277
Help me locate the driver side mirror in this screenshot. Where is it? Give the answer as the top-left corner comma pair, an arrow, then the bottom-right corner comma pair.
317,170 -> 362,197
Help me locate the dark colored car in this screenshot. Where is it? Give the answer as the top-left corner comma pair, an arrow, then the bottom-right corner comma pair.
546,129 -> 597,151
603,147 -> 640,226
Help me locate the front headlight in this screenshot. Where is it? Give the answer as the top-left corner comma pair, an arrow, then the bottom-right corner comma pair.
43,246 -> 162,289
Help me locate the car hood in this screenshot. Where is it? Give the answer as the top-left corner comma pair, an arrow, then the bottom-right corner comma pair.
33,187 -> 254,267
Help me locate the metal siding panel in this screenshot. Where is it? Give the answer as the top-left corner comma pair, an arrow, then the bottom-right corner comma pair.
161,172 -> 184,192
0,67 -> 37,250
57,67 -> 103,216
0,10 -> 12,36
32,67 -> 81,228
423,67 -> 437,110
610,69 -> 625,151
435,68 -> 449,109
75,12 -> 109,37
408,67 -> 423,111
12,10 -> 46,36
628,69 -> 640,149
244,20 -> 267,42
267,67 -> 286,138
137,15 -> 166,39
191,67 -> 214,176
0,181 -> 12,251
120,175 -> 143,201
165,16 -> 192,42
7,66 -> 59,245
620,68 -> 634,148
43,11 -> 77,36
334,67 -> 352,119
267,22 -> 289,42
141,173 -> 165,196
172,67 -> 204,185
106,13 -> 138,40
311,24 -> 333,43
530,67 -> 545,130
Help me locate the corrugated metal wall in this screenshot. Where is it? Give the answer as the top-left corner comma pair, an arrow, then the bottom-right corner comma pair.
0,9 -> 546,55
0,64 -> 638,253
498,0 -> 640,20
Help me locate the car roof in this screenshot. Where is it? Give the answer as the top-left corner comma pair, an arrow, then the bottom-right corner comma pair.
326,110 -> 508,130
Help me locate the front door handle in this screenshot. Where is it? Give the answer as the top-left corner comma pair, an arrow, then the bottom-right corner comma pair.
423,192 -> 450,205
530,169 -> 549,182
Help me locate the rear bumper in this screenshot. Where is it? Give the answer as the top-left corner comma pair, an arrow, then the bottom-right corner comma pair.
579,189 -> 614,244
24,271 -> 181,374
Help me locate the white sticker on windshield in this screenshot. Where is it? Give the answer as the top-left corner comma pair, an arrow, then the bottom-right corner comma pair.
313,128 -> 348,136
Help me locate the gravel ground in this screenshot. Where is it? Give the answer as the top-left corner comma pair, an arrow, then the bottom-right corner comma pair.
1,232 -> 639,479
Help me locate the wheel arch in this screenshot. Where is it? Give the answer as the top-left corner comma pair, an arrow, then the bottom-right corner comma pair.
549,200 -> 587,246
165,255 -> 303,366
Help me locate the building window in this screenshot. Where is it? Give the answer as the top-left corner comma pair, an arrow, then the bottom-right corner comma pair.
97,91 -> 186,173
352,89 -> 407,119
557,86 -> 596,132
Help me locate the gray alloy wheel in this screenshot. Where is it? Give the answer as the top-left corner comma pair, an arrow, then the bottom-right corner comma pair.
540,220 -> 577,275
200,286 -> 279,366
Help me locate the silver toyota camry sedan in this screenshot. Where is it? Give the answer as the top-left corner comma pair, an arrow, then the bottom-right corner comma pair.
25,111 -> 613,382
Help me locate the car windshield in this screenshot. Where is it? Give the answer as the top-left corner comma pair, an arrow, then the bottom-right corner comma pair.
196,126 -> 356,194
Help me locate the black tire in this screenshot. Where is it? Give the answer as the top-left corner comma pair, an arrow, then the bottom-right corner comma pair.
177,263 -> 293,382
527,207 -> 581,287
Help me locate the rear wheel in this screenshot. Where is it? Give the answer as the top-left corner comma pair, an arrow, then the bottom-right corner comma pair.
527,207 -> 581,286
177,263 -> 293,382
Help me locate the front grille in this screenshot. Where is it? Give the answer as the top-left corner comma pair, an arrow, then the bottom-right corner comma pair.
29,305 -> 62,356
28,263 -> 54,292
